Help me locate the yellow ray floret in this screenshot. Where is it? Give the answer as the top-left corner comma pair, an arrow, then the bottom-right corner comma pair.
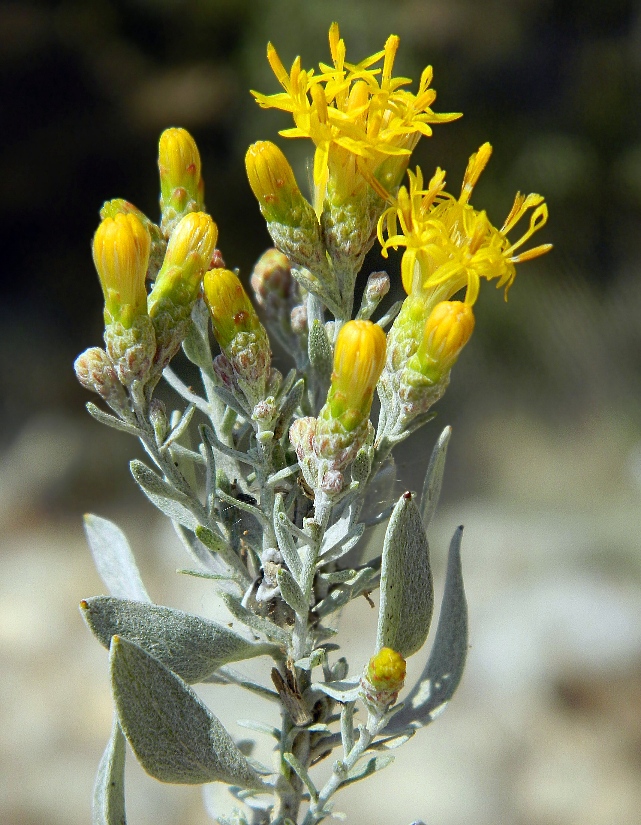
251,23 -> 461,211
378,143 -> 552,303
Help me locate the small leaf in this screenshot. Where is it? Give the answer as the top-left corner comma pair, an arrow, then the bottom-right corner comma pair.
283,752 -> 318,802
315,568 -> 377,618
81,597 -> 276,682
277,568 -> 307,617
86,403 -> 141,437
376,492 -> 433,658
384,527 -> 468,733
308,320 -> 333,380
92,715 -> 126,825
222,593 -> 290,647
273,495 -> 302,581
273,378 -> 305,441
84,515 -> 150,603
319,523 -> 365,565
344,755 -> 394,786
110,636 -> 264,787
314,681 -> 361,703
420,426 -> 451,530
130,460 -> 199,530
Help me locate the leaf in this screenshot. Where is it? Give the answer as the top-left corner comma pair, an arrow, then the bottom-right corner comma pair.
420,426 -> 451,530
83,515 -> 150,603
81,597 -> 276,683
344,755 -> 394,786
110,636 -> 264,787
315,567 -> 377,618
130,460 -> 200,530
384,527 -> 468,733
314,681 -> 361,703
273,378 -> 305,441
86,403 -> 141,437
222,593 -> 290,647
376,492 -> 433,658
273,495 -> 302,582
277,568 -> 307,617
284,752 -> 318,802
92,715 -> 126,825
318,523 -> 365,565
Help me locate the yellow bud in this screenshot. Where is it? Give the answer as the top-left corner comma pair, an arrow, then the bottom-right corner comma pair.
148,212 -> 217,316
92,213 -> 150,328
203,268 -> 261,350
417,301 -> 475,377
366,647 -> 406,692
158,127 -> 204,221
326,320 -> 386,431
245,141 -> 309,225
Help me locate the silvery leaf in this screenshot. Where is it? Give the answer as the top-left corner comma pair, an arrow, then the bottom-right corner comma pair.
92,715 -> 126,825
314,680 -> 361,703
130,460 -> 199,530
384,527 -> 467,733
318,523 -> 365,565
319,512 -> 352,555
182,316 -> 213,371
420,426 -> 451,530
84,514 -> 150,603
376,492 -> 433,658
222,593 -> 290,647
284,752 -> 318,802
110,636 -> 264,788
86,402 -> 141,437
81,596 -> 276,683
314,567 -> 377,618
273,378 -> 305,441
273,494 -> 302,581
276,568 -> 307,617
344,755 -> 394,786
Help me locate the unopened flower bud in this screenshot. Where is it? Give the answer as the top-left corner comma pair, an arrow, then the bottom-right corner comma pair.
290,304 -> 308,335
365,647 -> 407,693
324,320 -> 386,432
246,142 -> 331,283
251,249 -> 293,311
93,213 -> 150,328
203,268 -> 271,404
158,127 -> 205,234
74,346 -> 128,412
412,301 -> 475,381
147,212 -> 218,372
100,199 -> 166,281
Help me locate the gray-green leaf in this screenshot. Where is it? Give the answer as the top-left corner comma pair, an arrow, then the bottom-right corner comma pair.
420,426 -> 451,530
110,636 -> 264,787
130,460 -> 200,530
344,755 -> 394,786
92,715 -> 126,825
81,597 -> 276,682
384,526 -> 467,732
276,568 -> 307,617
376,492 -> 433,658
83,514 -> 150,603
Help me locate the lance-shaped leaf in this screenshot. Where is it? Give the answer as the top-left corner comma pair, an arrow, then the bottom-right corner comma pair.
130,459 -> 200,530
92,715 -> 126,825
84,514 -> 150,603
276,568 -> 307,617
420,426 -> 451,530
81,597 -> 276,683
110,636 -> 265,787
344,755 -> 394,786
222,593 -> 290,647
384,527 -> 468,733
273,494 -> 302,582
376,492 -> 433,658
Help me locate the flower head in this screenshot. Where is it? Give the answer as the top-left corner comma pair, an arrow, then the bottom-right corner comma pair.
324,319 -> 386,432
378,143 -> 552,303
158,127 -> 204,231
365,647 -> 406,692
203,268 -> 262,350
93,213 -> 151,327
252,23 -> 460,212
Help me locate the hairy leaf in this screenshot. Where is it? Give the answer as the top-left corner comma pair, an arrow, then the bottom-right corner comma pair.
83,515 -> 150,603
92,715 -> 126,825
81,596 -> 276,682
110,636 -> 264,787
420,426 -> 451,530
385,527 -> 468,732
130,460 -> 199,530
376,492 -> 433,658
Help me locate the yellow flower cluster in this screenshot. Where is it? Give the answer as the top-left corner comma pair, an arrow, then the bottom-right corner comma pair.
378,143 -> 553,305
252,23 -> 460,213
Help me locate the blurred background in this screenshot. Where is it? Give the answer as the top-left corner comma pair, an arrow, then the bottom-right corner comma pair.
2,0 -> 641,823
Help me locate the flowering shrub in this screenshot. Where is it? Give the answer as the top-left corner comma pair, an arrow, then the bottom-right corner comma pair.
75,23 -> 550,825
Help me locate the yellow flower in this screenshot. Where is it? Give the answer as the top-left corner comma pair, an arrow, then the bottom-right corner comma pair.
93,213 -> 150,327
148,212 -> 217,317
158,128 -> 204,210
365,647 -> 406,692
251,23 -> 460,213
203,268 -> 262,350
324,319 -> 386,431
245,141 -> 312,225
411,300 -> 475,381
378,143 -> 553,303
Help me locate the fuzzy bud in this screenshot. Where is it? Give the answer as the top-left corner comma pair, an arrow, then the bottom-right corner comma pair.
411,301 -> 475,382
361,647 -> 406,711
74,346 -> 128,412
